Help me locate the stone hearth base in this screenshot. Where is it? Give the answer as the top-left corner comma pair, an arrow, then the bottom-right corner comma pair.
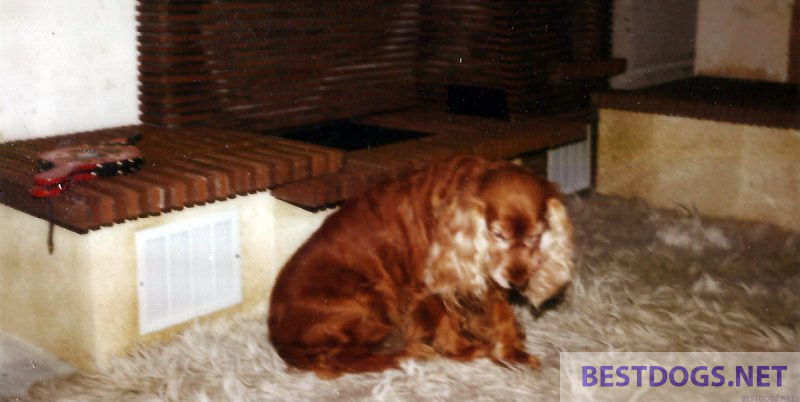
0,192 -> 331,370
596,109 -> 800,232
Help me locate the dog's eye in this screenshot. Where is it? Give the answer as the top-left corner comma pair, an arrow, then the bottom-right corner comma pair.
491,228 -> 507,241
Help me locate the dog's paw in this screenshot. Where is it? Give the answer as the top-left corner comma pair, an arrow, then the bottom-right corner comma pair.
405,342 -> 437,359
492,345 -> 541,370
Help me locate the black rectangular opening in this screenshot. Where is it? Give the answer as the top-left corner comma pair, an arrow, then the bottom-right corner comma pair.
273,121 -> 430,151
447,85 -> 509,119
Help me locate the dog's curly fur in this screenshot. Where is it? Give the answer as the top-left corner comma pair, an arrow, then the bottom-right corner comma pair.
268,155 -> 574,377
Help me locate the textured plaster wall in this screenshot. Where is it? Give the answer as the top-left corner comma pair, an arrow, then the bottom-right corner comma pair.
0,192 -> 332,370
0,204 -> 97,368
0,0 -> 139,142
610,0 -> 698,89
695,0 -> 794,82
596,109 -> 800,232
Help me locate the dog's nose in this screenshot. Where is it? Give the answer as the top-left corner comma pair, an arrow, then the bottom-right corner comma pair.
507,265 -> 531,288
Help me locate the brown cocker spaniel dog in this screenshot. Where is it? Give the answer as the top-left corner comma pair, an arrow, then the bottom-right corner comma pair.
268,155 -> 574,377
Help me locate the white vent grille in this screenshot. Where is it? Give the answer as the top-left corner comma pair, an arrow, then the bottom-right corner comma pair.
136,210 -> 242,335
548,129 -> 592,194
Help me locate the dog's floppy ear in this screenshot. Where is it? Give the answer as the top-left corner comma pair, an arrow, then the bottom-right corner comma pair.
524,197 -> 575,308
424,197 -> 491,298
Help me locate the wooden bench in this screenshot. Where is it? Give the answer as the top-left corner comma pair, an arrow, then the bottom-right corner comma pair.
0,109 -> 587,231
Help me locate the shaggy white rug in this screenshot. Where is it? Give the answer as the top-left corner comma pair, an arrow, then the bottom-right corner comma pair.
27,195 -> 800,401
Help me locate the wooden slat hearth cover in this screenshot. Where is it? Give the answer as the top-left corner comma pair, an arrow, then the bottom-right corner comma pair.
0,126 -> 342,233
270,109 -> 588,208
0,110 -> 586,233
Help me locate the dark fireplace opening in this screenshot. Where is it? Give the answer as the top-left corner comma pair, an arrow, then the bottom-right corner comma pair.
447,85 -> 509,120
274,121 -> 431,151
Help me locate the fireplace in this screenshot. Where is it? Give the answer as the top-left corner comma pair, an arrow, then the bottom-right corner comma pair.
0,0 -> 611,372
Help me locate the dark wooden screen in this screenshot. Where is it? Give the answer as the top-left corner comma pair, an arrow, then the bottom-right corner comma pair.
138,0 -> 619,129
417,1 -> 569,116
417,0 -> 619,118
790,0 -> 800,83
138,0 -> 421,131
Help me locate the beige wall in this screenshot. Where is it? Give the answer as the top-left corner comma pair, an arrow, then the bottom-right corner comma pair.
0,211 -> 98,368
695,0 -> 794,82
596,109 -> 800,232
611,0 -> 698,89
0,1 -> 139,142
0,192 -> 331,370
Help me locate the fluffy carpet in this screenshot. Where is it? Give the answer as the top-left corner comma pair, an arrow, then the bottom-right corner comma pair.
26,194 -> 800,401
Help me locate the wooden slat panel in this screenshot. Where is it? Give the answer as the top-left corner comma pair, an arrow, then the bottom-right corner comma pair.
0,125 -> 342,232
137,0 -> 420,129
417,0 -> 614,118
